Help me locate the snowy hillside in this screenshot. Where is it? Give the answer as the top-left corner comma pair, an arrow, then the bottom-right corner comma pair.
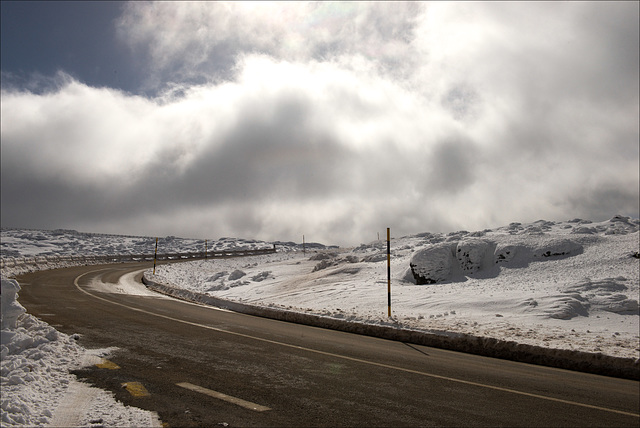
0,228 -> 311,259
149,216 -> 640,360
0,229 -> 333,278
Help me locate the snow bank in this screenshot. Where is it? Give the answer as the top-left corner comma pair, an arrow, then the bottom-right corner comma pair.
0,279 -> 161,427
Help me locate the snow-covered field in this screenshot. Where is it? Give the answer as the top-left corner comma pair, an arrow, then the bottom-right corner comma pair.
1,216 -> 639,426
150,216 -> 640,361
0,228 -> 289,259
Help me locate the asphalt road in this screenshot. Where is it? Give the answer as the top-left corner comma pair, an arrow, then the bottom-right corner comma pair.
16,262 -> 640,427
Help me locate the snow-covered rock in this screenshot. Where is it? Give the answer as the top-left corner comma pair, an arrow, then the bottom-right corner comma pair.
494,243 -> 530,266
410,235 -> 586,284
228,269 -> 246,280
409,242 -> 457,284
531,237 -> 583,259
455,239 -> 496,274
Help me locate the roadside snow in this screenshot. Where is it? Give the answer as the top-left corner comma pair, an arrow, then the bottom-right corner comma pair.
151,217 -> 640,360
0,279 -> 162,427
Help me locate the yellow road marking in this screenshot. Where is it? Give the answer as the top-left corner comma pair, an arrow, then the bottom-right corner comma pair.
74,270 -> 640,419
122,382 -> 150,397
177,382 -> 271,412
96,359 -> 120,369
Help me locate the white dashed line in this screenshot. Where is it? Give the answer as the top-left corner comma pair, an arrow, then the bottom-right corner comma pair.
176,382 -> 271,412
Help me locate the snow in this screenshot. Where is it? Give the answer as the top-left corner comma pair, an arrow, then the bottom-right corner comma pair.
1,216 -> 639,426
147,217 -> 639,362
1,279 -> 162,427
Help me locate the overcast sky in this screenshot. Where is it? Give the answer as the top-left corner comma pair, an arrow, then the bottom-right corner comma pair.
1,1 -> 638,246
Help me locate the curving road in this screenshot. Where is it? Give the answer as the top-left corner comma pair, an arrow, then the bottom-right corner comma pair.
16,262 -> 640,427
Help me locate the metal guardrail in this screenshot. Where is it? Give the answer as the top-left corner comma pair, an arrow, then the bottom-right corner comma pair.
0,247 -> 277,269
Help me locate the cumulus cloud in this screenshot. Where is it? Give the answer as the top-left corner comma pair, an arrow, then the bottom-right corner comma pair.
115,2 -> 422,88
1,1 -> 638,245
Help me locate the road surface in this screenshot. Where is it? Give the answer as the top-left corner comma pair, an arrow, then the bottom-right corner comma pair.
16,262 -> 640,427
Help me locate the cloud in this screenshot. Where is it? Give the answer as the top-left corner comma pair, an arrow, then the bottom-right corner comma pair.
1,2 -> 638,245
115,2 -> 423,89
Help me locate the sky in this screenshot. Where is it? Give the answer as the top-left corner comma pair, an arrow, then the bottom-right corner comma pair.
1,1 -> 639,247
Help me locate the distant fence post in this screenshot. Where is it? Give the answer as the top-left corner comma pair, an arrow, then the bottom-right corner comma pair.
153,237 -> 158,274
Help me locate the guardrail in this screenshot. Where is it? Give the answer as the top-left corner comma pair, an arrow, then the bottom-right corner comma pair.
0,247 -> 277,270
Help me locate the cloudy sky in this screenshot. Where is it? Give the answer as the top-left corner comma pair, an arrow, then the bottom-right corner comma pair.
1,1 -> 638,246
